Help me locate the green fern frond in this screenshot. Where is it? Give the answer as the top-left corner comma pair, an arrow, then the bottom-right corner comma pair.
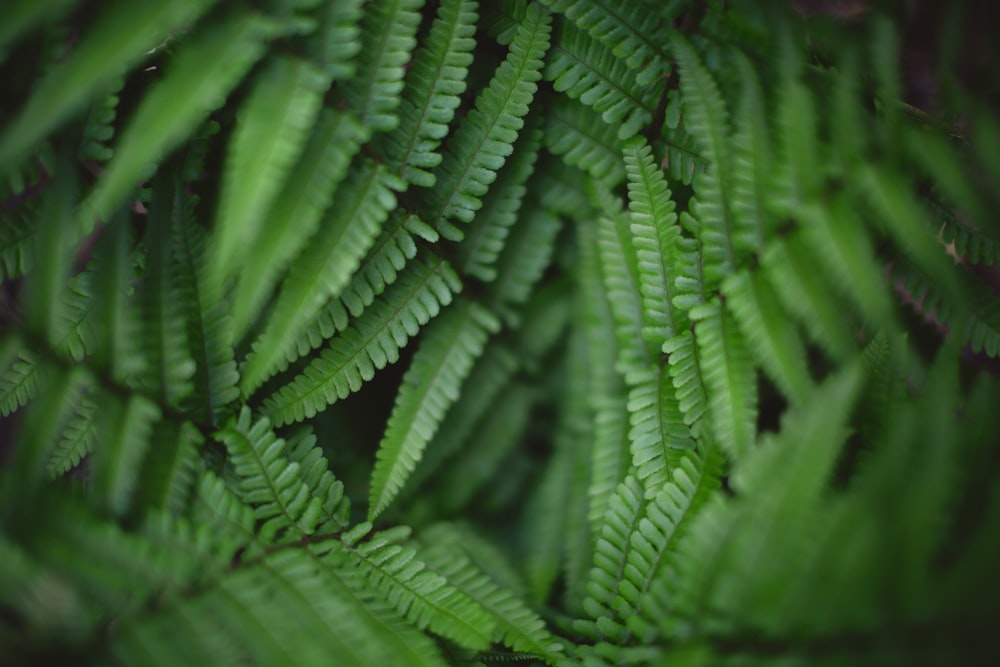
424,2 -> 551,240
662,331 -> 708,434
538,0 -> 673,86
261,251 -> 462,426
241,162 -> 403,395
90,393 -> 161,516
627,364 -> 693,492
211,55 -> 330,283
45,386 -> 96,478
728,54 -> 769,254
191,470 -> 259,555
457,125 -> 541,282
171,203 -> 239,425
232,109 -> 366,336
215,406 -> 326,544
546,21 -> 661,140
83,11 -> 278,227
623,135 -> 684,347
0,349 -> 37,417
341,0 -> 424,133
0,0 -> 216,172
303,0 -> 364,80
689,299 -> 756,462
418,536 -> 565,662
369,299 -> 498,521
488,204 -> 563,320
285,428 -> 351,533
544,97 -> 626,187
78,78 -> 121,163
381,0 -> 479,186
337,523 -> 497,649
0,207 -> 35,280
134,420 -> 202,517
721,269 -> 811,403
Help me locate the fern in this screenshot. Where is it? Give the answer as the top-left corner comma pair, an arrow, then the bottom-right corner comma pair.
3,2 -> 1000,665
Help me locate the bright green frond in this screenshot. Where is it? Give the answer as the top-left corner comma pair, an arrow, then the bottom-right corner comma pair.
261,251 -> 462,426
544,97 -> 626,186
690,300 -> 757,462
336,524 -> 497,649
545,20 -> 661,140
341,0 -> 425,133
211,55 -> 330,283
425,2 -> 551,239
241,162 -> 404,396
381,0 -> 479,185
627,364 -> 693,493
368,299 -> 498,521
623,135 -> 683,346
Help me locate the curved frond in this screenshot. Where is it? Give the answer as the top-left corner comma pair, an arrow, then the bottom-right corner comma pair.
623,135 -> 683,347
261,251 -> 462,427
337,523 -> 497,650
662,331 -> 708,434
381,0 -> 479,185
241,162 -> 404,396
0,348 -> 37,417
211,55 -> 330,282
690,299 -> 757,462
83,12 -> 277,227
627,364 -> 693,493
341,0 -> 424,133
425,2 -> 551,239
0,0 -> 216,171
538,0 -> 673,85
45,386 -> 96,478
545,21 -> 661,140
544,97 -> 625,186
369,299 -> 498,520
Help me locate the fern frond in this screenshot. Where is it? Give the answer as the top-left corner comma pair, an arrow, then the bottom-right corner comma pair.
418,536 -> 565,662
488,204 -> 562,320
45,385 -> 96,478
139,181 -> 196,407
721,269 -> 811,403
381,0 -> 479,186
595,202 -> 650,381
627,363 -> 693,493
261,251 -> 462,427
690,299 -> 756,462
543,97 -> 625,186
425,2 -> 551,239
133,420 -> 202,517
0,206 -> 35,280
341,0 -> 424,133
304,0 -> 364,80
672,35 -> 737,285
83,11 -> 278,227
659,90 -> 706,187
0,0 -> 215,171
369,299 -> 498,521
215,407 -> 326,544
662,331 -> 708,434
457,125 -> 541,282
241,162 -> 404,396
89,393 -> 161,516
337,523 -> 497,649
285,428 -> 351,533
211,55 -> 330,283
77,78 -> 121,163
538,0 -> 673,86
232,109 -> 367,336
623,135 -> 683,347
546,21 -> 661,140
0,349 -> 37,417
728,54 -> 769,254
191,470 -> 259,556
172,203 -> 239,425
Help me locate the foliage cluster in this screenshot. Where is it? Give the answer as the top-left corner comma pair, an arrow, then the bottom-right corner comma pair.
1,0 -> 999,664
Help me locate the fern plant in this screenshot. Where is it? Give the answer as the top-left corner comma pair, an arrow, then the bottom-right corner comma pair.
2,0 -> 1000,665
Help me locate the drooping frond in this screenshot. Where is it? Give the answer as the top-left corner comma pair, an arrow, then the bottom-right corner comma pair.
82,11 -> 278,227
623,135 -> 683,347
44,384 -> 96,478
487,203 -> 563,319
241,162 -> 404,396
537,0 -> 674,86
0,0 -> 216,171
261,251 -> 462,426
545,20 -> 662,140
543,97 -> 625,186
231,109 -> 366,336
627,363 -> 693,493
369,299 -> 498,521
0,349 -> 36,417
341,0 -> 425,133
689,300 -> 756,462
424,2 -> 551,239
211,55 -> 330,283
336,523 -> 497,650
380,0 -> 479,186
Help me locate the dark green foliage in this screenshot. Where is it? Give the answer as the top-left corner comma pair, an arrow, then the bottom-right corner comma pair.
2,1 -> 999,665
